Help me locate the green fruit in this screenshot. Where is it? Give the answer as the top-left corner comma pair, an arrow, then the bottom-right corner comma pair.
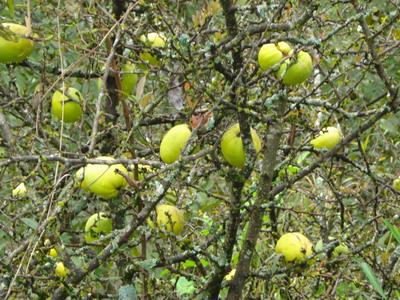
220,123 -> 262,168
275,232 -> 313,262
280,51 -> 313,86
84,212 -> 113,243
332,243 -> 349,257
75,156 -> 128,199
393,178 -> 400,191
51,87 -> 83,123
120,61 -> 138,98
139,32 -> 166,66
276,41 -> 293,55
258,43 -> 283,71
12,182 -> 27,197
310,127 -> 342,150
156,204 -> 185,235
160,124 -> 192,164
0,23 -> 35,64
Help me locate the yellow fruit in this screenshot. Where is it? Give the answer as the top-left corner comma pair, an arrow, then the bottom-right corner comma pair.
75,156 -> 128,199
276,41 -> 293,55
280,51 -> 313,86
120,61 -> 138,98
220,123 -> 262,168
160,124 -> 192,164
84,212 -> 113,243
156,204 -> 185,235
275,232 -> 313,262
393,178 -> 400,191
51,87 -> 83,123
224,269 -> 236,281
54,262 -> 68,278
49,248 -> 58,257
12,182 -> 27,197
258,43 -> 283,71
0,23 -> 35,64
139,32 -> 166,66
310,127 -> 342,150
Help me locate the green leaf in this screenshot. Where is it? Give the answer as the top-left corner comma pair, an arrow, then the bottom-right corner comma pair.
7,0 -> 15,16
21,217 -> 38,230
383,220 -> 400,244
176,277 -> 195,297
118,285 -> 137,300
357,259 -> 387,299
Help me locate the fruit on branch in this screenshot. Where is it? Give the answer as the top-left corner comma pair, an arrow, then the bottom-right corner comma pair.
220,123 -> 262,168
275,232 -> 313,262
120,61 -> 138,98
279,51 -> 313,86
258,42 -> 313,85
155,204 -> 185,235
49,248 -> 58,257
160,124 -> 192,164
51,87 -> 83,123
310,126 -> 342,150
75,156 -> 128,199
139,32 -> 166,66
258,43 -> 284,71
0,23 -> 35,64
84,212 -> 113,243
54,262 -> 68,278
12,182 -> 27,197
392,178 -> 400,191
332,243 -> 349,257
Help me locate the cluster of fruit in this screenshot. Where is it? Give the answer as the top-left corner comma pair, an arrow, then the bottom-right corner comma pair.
3,22 -> 351,276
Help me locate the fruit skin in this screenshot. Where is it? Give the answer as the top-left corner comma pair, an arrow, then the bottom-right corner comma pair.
120,61 -> 138,98
51,87 -> 83,123
12,182 -> 27,197
310,127 -> 342,150
276,41 -> 293,55
49,248 -> 58,257
84,212 -> 113,243
156,204 -> 185,235
220,123 -> 262,168
280,51 -> 313,86
160,124 -> 192,164
258,43 -> 283,71
275,232 -> 313,262
393,178 -> 400,191
0,23 -> 34,64
139,32 -> 166,65
75,156 -> 128,199
55,262 -> 68,278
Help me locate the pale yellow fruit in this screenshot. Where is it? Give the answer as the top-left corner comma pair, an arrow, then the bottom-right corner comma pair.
310,127 -> 342,150
392,178 -> 400,191
55,262 -> 68,278
275,232 -> 313,262
49,248 -> 58,257
258,43 -> 283,71
0,23 -> 35,64
75,156 -> 128,199
51,87 -> 83,123
139,32 -> 166,65
156,204 -> 185,235
160,124 -> 192,164
276,41 -> 293,55
220,123 -> 262,168
84,212 -> 113,243
280,51 -> 313,86
12,182 -> 27,197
